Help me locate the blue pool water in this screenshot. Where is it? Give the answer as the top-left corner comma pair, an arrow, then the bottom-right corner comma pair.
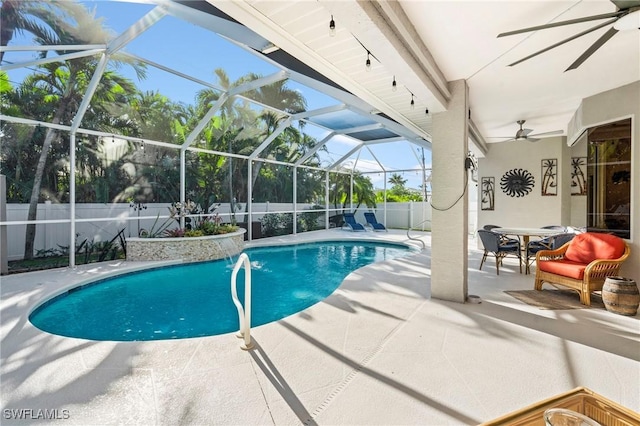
29,241 -> 415,341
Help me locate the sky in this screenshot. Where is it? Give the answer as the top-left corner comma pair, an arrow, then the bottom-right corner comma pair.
3,0 -> 433,190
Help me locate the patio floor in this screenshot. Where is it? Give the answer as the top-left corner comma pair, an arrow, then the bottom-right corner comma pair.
1,229 -> 638,425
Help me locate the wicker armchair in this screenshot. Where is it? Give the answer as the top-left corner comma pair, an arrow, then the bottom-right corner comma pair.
534,232 -> 630,306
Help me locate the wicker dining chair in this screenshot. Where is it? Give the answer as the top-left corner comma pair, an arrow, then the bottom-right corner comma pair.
478,229 -> 522,275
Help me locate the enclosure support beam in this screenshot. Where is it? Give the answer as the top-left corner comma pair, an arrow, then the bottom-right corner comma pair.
0,49 -> 105,72
1,175 -> 7,275
69,132 -> 77,268
247,160 -> 253,240
293,167 -> 297,235
294,132 -> 335,167
325,171 -> 330,230
182,94 -> 230,150
249,117 -> 292,160
180,150 -> 186,229
383,171 -> 387,224
328,144 -> 363,170
350,174 -> 354,213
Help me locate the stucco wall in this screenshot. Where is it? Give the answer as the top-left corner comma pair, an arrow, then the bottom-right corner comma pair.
477,135 -> 571,229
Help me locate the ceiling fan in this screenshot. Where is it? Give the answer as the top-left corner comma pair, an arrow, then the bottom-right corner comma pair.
488,120 -> 563,143
498,0 -> 640,71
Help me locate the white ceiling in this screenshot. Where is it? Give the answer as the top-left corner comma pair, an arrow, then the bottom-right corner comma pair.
210,0 -> 640,154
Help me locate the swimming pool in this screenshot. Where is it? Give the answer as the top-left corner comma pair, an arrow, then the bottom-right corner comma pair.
29,241 -> 416,341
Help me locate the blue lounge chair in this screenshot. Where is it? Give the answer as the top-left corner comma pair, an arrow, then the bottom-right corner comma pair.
364,212 -> 387,232
342,212 -> 366,231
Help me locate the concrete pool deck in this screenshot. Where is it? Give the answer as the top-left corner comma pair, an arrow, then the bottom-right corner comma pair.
1,229 -> 638,425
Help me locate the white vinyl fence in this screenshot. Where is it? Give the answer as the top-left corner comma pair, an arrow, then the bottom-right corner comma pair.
1,200 -> 479,261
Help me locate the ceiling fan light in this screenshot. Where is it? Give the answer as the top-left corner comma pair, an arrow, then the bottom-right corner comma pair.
613,10 -> 640,31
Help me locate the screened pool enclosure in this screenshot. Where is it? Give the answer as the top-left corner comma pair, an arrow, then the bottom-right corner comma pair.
0,0 -> 433,270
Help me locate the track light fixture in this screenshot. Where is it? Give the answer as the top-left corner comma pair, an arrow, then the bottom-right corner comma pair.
392,76 -> 397,92
329,15 -> 335,36
365,51 -> 371,71
410,94 -> 415,109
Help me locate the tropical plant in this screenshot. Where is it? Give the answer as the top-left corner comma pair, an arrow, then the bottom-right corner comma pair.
329,169 -> 377,212
9,0 -> 145,259
139,201 -> 237,238
388,173 -> 407,189
1,1 -> 97,62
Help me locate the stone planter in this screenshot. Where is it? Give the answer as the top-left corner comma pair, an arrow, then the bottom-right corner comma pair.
126,229 -> 246,263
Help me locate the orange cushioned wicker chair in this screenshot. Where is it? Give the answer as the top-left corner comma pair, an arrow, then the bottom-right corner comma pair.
534,232 -> 630,306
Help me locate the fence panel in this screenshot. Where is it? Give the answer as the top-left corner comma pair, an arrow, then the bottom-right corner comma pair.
3,201 -> 457,260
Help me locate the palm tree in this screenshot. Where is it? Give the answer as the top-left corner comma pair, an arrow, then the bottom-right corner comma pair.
330,168 -> 377,212
15,2 -> 144,259
388,173 -> 407,189
0,1 -> 107,63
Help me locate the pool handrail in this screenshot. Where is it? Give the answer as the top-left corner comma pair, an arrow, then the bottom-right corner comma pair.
231,253 -> 254,350
407,218 -> 429,249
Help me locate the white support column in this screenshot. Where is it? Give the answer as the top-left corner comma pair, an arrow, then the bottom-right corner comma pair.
180,149 -> 186,229
247,160 -> 253,240
349,173 -> 354,212
69,132 -> 77,268
325,171 -> 330,229
1,175 -> 7,275
430,79 -> 469,303
383,171 -> 387,224
293,166 -> 297,235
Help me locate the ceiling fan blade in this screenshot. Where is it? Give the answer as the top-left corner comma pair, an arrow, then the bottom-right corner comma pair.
565,27 -> 619,71
508,18 -> 618,67
521,128 -> 534,136
498,11 -> 624,37
526,137 -> 541,142
529,130 -> 564,137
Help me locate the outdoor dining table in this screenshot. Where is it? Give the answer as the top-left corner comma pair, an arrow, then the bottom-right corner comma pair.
493,227 -> 563,274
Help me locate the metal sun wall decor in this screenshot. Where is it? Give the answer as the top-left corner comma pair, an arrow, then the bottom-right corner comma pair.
571,157 -> 587,195
541,158 -> 558,196
500,168 -> 534,197
481,177 -> 495,211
